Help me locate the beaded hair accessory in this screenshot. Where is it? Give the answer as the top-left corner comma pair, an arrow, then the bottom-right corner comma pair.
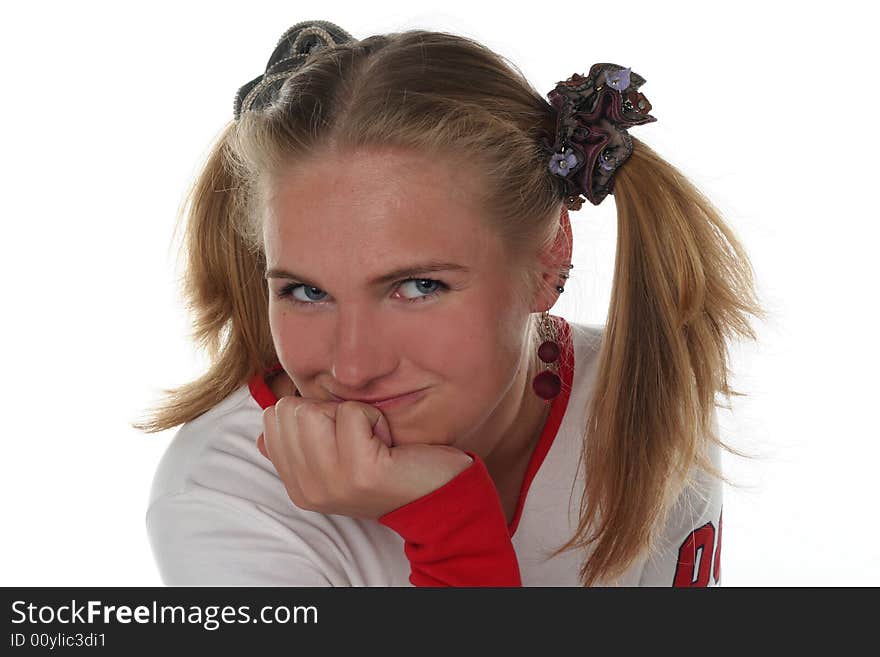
233,25 -> 656,214
541,64 -> 657,210
233,20 -> 354,120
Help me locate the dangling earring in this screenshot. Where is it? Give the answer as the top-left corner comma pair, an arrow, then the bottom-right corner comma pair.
531,265 -> 572,401
532,309 -> 562,401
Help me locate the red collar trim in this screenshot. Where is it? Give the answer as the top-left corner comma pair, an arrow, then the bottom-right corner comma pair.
247,361 -> 285,410
247,314 -> 576,538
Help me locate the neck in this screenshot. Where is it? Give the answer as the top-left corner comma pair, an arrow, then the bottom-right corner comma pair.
479,328 -> 553,491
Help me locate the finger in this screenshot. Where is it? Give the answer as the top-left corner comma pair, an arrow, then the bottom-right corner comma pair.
256,432 -> 270,460
295,403 -> 341,477
274,397 -> 340,483
336,401 -> 393,447
275,395 -> 338,424
334,402 -> 388,480
263,404 -> 292,476
372,412 -> 394,448
261,409 -> 277,463
261,406 -> 277,462
271,396 -> 308,475
262,404 -> 309,507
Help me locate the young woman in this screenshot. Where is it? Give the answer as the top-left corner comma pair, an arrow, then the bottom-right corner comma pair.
135,20 -> 764,586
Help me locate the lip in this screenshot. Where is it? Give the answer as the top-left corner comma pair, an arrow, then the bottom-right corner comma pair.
329,388 -> 428,410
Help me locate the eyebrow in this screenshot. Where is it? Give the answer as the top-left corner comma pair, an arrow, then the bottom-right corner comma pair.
264,261 -> 472,287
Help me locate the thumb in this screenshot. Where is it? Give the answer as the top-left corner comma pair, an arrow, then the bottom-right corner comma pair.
338,402 -> 394,448
346,402 -> 394,447
371,411 -> 394,447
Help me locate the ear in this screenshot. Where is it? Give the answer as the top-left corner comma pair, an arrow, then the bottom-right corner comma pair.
532,204 -> 573,313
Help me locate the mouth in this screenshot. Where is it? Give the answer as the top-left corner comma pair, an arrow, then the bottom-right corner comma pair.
329,388 -> 428,410
369,388 -> 427,410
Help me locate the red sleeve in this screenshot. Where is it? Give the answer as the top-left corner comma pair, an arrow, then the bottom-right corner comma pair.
377,450 -> 522,587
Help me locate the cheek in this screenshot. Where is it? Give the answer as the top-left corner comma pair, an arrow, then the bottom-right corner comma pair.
402,307 -> 524,444
268,305 -> 288,352
411,305 -> 522,385
404,318 -> 479,378
269,307 -> 323,372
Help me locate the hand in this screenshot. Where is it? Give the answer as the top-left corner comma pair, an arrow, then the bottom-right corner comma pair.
256,395 -> 474,520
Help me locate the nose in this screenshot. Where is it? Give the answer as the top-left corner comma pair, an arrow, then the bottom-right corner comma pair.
329,305 -> 398,390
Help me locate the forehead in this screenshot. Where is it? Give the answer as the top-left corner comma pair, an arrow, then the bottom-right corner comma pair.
263,146 -> 500,265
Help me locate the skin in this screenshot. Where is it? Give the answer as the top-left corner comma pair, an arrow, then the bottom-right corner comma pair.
259,144 -> 569,523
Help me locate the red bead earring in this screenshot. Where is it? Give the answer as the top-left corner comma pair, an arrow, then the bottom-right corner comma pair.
531,264 -> 572,401
532,310 -> 562,401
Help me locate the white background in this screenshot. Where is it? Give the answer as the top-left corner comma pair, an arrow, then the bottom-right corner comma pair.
1,1 -> 876,586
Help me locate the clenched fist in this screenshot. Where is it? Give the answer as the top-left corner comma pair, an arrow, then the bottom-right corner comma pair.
256,395 -> 474,520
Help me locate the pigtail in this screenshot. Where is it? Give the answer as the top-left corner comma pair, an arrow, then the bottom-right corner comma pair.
131,123 -> 277,433
555,137 -> 765,586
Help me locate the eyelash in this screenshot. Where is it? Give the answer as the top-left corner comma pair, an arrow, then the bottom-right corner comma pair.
274,278 -> 450,307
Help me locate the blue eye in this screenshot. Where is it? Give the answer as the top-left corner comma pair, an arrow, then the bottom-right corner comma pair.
274,278 -> 449,307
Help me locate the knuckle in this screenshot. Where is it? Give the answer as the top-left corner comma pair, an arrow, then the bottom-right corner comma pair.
337,400 -> 359,416
275,395 -> 300,416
